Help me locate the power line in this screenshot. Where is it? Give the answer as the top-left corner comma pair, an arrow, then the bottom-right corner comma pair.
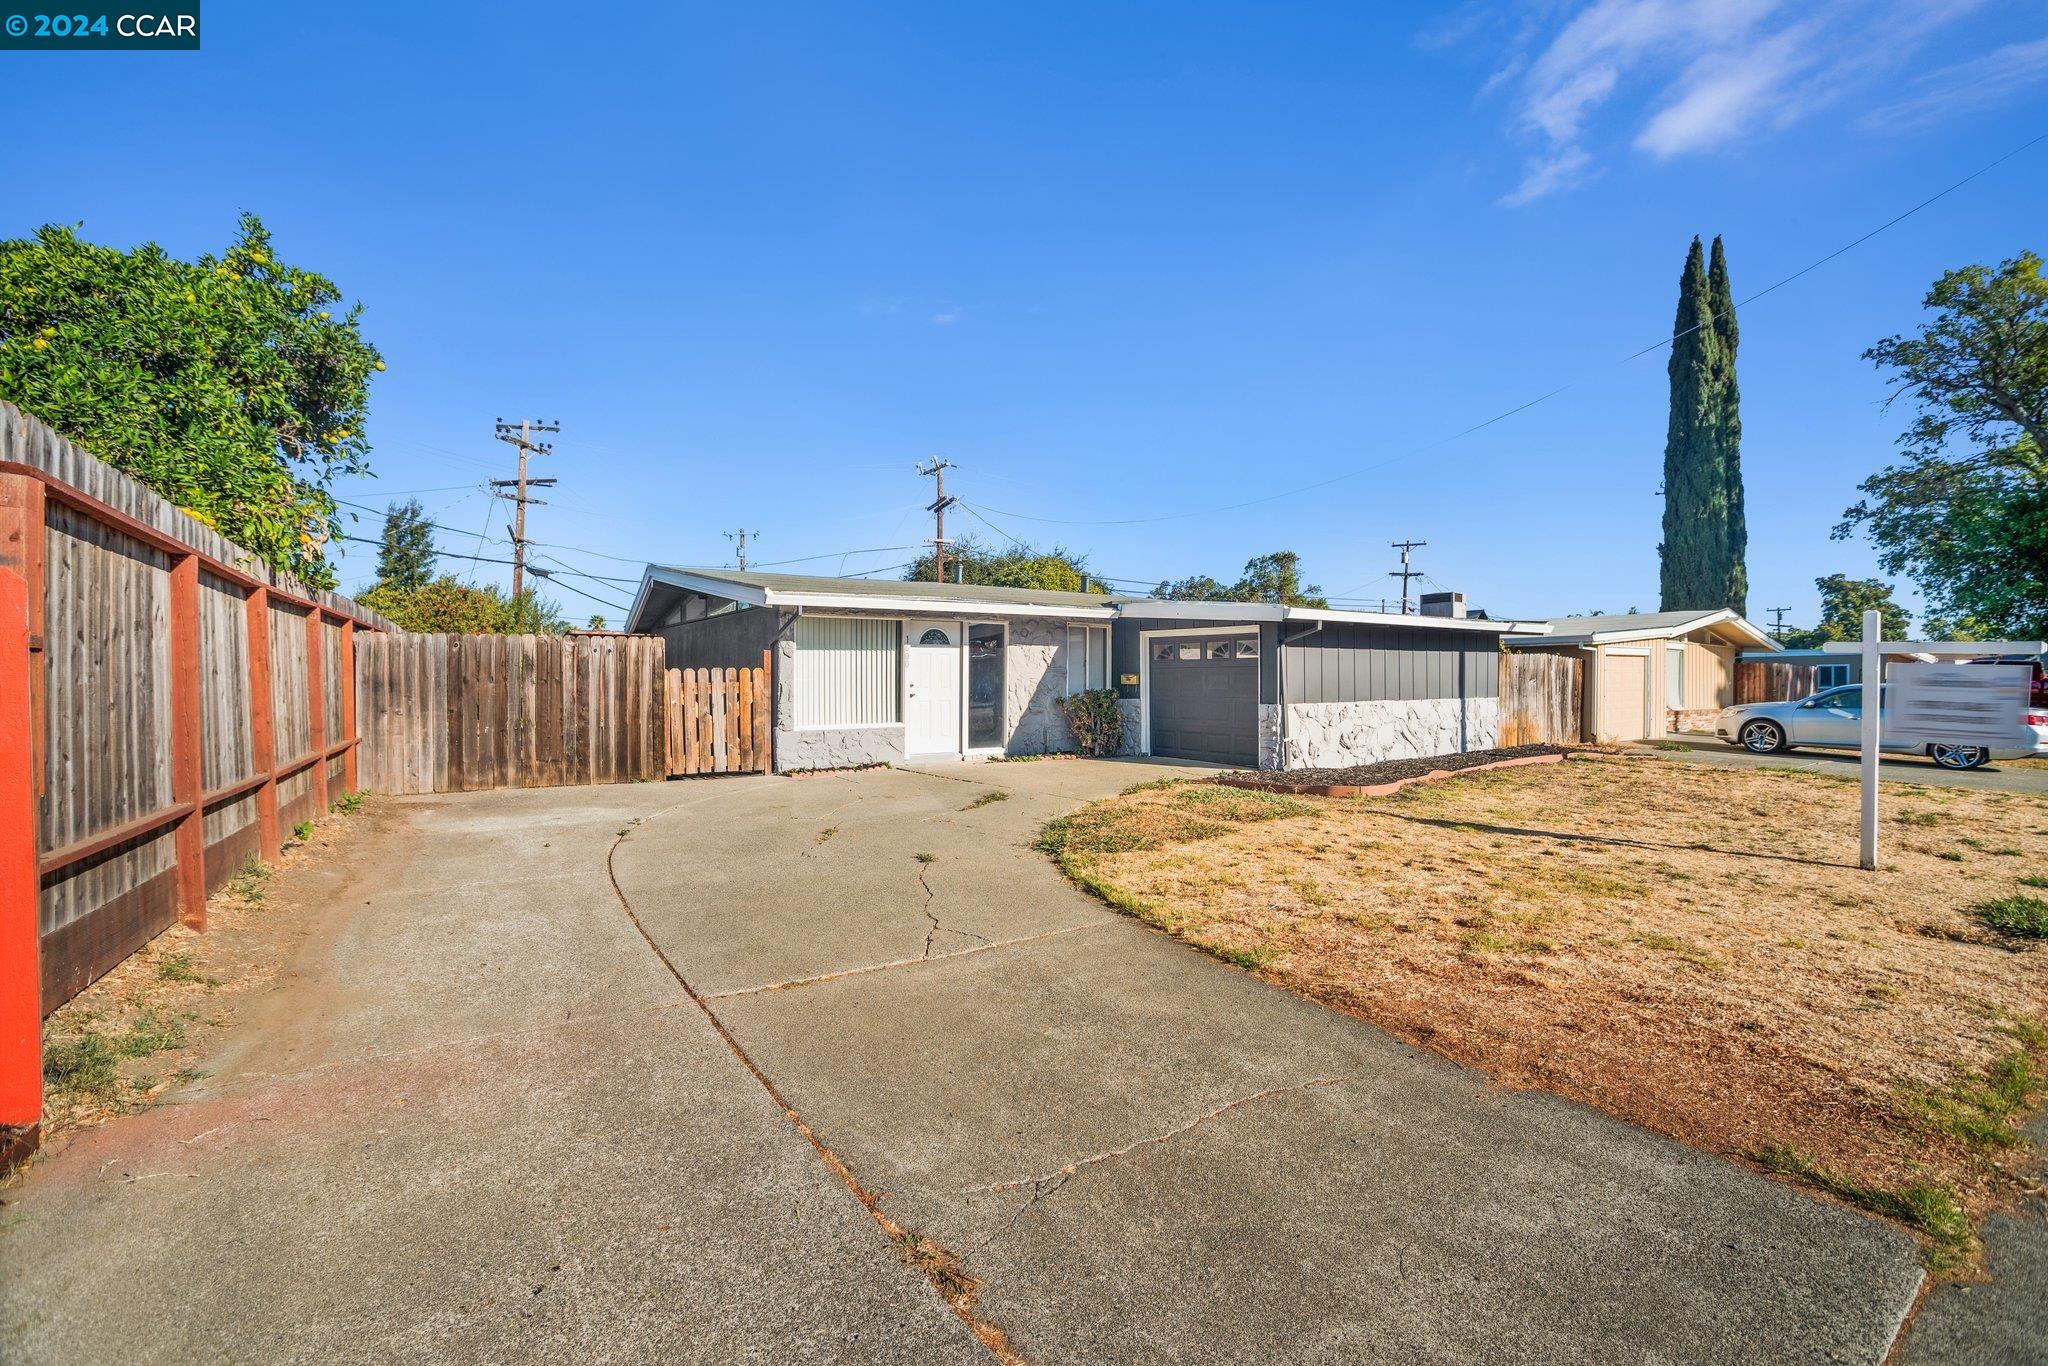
961,132 -> 2047,530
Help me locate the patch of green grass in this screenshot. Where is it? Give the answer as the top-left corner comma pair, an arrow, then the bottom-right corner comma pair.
1894,810 -> 1942,827
153,951 -> 217,986
41,1033 -> 119,1103
1934,850 -> 1966,863
2019,874 -> 2048,890
115,1009 -> 187,1058
1755,1142 -> 1973,1272
1287,876 -> 1330,908
229,854 -> 271,899
1898,1049 -> 2042,1153
1201,940 -> 1278,971
961,790 -> 1010,811
173,1066 -> 210,1085
1973,894 -> 2048,940
1654,741 -> 1690,752
914,851 -> 937,864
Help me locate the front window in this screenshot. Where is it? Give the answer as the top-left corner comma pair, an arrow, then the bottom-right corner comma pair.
968,624 -> 1004,748
1814,663 -> 1851,691
1066,625 -> 1109,694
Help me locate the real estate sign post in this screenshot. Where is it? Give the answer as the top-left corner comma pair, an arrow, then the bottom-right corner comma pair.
1859,611 -> 1880,871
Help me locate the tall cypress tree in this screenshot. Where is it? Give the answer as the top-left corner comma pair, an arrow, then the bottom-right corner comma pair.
1707,236 -> 1747,614
1658,235 -> 1747,613
376,498 -> 437,591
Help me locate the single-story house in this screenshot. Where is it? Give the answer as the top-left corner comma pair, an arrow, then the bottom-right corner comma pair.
625,568 -> 1538,772
1737,641 -> 2048,699
1506,608 -> 1778,742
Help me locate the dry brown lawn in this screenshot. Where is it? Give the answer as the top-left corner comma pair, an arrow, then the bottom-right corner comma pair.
1042,755 -> 2048,1266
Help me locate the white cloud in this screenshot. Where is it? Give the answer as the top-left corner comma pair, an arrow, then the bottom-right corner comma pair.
1450,0 -> 2006,204
1864,34 -> 2048,129
930,311 -> 959,325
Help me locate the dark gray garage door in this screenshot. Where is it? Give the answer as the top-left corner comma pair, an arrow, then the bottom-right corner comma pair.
1149,635 -> 1258,766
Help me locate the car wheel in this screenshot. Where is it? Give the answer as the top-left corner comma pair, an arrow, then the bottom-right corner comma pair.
1929,742 -> 1989,771
1739,719 -> 1787,754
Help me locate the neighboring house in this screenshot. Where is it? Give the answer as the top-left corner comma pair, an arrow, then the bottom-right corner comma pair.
1737,641 -> 2048,701
625,568 -> 1534,772
1507,609 -> 1778,742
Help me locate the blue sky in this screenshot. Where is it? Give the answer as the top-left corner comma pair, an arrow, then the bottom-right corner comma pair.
8,1 -> 2048,627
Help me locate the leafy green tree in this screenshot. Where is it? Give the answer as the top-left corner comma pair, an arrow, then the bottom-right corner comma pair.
1839,448 -> 2046,641
904,535 -> 1105,592
375,499 -> 437,591
1778,574 -> 1910,649
1659,235 -> 1747,614
1863,253 -> 2048,478
1153,551 -> 1327,607
1842,254 -> 2048,639
359,574 -> 568,634
0,216 -> 383,587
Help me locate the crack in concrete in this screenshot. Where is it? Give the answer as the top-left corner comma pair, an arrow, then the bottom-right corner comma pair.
705,922 -> 1113,1000
606,801 -> 1020,1363
962,1074 -> 1365,1246
914,860 -> 990,959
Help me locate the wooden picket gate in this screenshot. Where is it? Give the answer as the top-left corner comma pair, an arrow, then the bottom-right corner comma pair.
665,650 -> 771,775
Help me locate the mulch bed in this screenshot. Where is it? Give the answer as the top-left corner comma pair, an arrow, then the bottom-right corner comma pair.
1214,744 -> 1574,797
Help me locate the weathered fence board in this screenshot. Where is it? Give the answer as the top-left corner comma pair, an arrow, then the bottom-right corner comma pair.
356,633 -> 666,794
664,653 -> 771,776
1736,659 -> 1817,704
1499,651 -> 1584,746
0,401 -> 382,1038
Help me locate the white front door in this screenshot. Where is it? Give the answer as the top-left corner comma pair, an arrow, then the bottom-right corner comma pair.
905,622 -> 963,756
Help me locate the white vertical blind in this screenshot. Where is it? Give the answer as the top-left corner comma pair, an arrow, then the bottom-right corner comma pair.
795,616 -> 900,727
1066,625 -> 1109,693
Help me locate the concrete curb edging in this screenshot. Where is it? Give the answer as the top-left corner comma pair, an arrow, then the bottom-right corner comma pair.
1212,751 -> 1567,799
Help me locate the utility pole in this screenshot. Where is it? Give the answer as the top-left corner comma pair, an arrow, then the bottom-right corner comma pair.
1387,539 -> 1428,615
916,458 -> 957,584
723,529 -> 759,570
492,419 -> 560,604
1767,606 -> 1792,640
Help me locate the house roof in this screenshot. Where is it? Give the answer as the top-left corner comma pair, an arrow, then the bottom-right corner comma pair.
628,566 -> 1542,635
1506,608 -> 1778,650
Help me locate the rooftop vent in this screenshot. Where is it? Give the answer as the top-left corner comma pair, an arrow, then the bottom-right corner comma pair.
1419,591 -> 1466,619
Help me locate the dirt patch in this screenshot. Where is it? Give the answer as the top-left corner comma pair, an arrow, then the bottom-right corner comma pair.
1043,754 -> 2048,1271
25,798 -> 385,1152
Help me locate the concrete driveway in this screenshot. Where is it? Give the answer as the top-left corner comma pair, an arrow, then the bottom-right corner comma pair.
1,758 -> 1932,1362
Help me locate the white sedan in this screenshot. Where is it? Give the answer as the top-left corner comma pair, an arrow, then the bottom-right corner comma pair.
1714,684 -> 2048,770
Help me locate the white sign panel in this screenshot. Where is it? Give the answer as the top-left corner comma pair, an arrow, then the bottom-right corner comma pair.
1885,662 -> 2031,748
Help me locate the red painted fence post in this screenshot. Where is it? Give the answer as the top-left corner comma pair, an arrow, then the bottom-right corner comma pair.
246,588 -> 279,861
0,567 -> 39,1138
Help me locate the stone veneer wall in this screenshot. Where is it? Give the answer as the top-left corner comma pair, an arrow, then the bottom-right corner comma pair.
1257,697 -> 1502,770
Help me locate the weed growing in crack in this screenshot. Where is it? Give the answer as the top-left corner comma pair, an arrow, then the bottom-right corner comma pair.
915,851 -> 937,864
962,790 -> 1010,811
291,820 -> 314,844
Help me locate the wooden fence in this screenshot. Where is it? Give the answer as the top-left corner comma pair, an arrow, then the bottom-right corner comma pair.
0,402 -> 390,1142
356,633 -> 666,794
1736,659 -> 1817,704
1499,650 -> 1584,746
665,654 -> 771,776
